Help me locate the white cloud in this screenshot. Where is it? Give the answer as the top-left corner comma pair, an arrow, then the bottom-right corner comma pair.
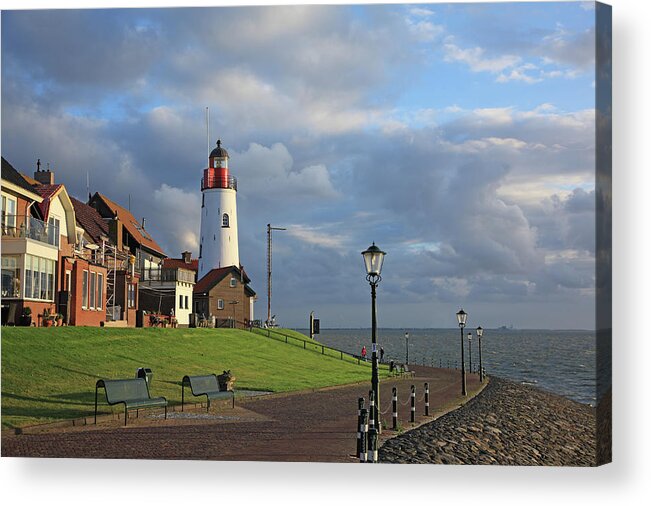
443,40 -> 520,73
285,224 -> 348,250
234,142 -> 340,201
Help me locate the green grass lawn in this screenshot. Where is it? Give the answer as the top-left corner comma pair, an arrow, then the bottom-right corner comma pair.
1,326 -> 387,429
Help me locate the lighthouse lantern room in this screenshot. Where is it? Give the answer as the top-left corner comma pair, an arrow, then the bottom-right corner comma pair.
198,139 -> 240,279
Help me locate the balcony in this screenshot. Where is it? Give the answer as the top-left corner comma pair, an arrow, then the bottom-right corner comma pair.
141,267 -> 195,283
1,214 -> 59,247
201,173 -> 237,191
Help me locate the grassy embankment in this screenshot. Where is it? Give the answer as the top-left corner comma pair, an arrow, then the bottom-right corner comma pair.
1,326 -> 388,429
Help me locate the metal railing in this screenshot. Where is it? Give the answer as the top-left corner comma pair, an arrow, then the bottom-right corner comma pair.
248,325 -> 392,371
201,174 -> 237,191
1,214 -> 59,247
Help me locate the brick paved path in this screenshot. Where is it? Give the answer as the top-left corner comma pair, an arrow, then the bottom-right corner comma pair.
2,367 -> 482,462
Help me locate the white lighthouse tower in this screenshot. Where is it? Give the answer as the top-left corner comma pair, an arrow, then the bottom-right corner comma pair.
198,139 -> 239,279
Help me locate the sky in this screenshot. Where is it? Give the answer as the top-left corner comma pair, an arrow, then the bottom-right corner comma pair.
1,2 -> 602,329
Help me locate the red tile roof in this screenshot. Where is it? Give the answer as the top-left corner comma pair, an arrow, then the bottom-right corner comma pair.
194,266 -> 252,294
162,257 -> 199,271
33,184 -> 63,221
70,196 -> 109,244
94,193 -> 165,257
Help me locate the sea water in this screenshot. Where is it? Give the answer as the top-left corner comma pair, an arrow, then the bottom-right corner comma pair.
298,328 -> 603,406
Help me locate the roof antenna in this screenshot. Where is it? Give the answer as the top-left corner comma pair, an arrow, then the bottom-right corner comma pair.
205,107 -> 210,159
37,159 -> 41,172
128,193 -> 131,211
86,170 -> 90,199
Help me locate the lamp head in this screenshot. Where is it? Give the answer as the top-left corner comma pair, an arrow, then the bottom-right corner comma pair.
456,308 -> 467,327
362,242 -> 386,279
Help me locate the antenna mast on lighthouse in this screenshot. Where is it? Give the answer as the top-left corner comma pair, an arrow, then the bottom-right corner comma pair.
205,107 -> 211,159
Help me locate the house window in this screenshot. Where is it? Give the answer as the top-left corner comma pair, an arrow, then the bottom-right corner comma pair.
97,273 -> 103,310
1,194 -> 17,233
90,272 -> 96,309
82,270 -> 89,308
1,255 -> 21,298
230,277 -> 237,288
184,295 -> 189,309
66,270 -> 71,291
48,216 -> 60,248
128,284 -> 136,309
217,299 -> 224,310
222,213 -> 229,228
24,254 -> 54,301
179,294 -> 183,309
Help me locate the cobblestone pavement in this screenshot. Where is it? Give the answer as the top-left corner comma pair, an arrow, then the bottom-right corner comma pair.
380,377 -> 598,466
2,367 -> 481,462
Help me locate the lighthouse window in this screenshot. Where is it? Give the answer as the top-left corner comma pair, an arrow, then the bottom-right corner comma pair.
230,278 -> 237,288
222,213 -> 230,228
217,298 -> 224,310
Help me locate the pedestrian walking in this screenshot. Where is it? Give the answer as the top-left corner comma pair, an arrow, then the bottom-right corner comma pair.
380,346 -> 385,363
361,345 -> 367,361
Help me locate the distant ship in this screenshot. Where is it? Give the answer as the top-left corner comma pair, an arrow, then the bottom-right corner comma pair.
497,325 -> 515,331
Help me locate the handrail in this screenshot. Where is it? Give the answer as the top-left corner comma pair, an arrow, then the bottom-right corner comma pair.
246,324 -> 391,370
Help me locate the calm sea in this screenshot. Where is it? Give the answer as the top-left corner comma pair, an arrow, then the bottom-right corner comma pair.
296,328 -> 601,406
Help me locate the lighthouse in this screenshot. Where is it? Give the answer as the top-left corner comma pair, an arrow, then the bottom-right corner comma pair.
198,139 -> 239,279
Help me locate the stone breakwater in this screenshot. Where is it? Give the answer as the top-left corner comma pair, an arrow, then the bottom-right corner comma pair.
380,377 -> 597,466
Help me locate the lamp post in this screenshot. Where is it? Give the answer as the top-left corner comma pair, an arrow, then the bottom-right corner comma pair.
362,242 -> 386,444
477,326 -> 484,382
467,332 -> 473,374
456,309 -> 467,396
405,332 -> 409,365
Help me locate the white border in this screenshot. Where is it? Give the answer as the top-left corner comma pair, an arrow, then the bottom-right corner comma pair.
1,0 -> 649,504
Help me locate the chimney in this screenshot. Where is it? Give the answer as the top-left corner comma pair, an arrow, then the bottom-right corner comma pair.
181,251 -> 192,264
142,217 -> 146,229
34,161 -> 54,185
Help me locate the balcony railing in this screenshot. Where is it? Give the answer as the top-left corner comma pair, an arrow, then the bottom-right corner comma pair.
201,174 -> 237,191
142,267 -> 195,283
1,214 -> 59,247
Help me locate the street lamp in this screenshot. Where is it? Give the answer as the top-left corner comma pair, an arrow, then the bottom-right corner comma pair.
467,332 -> 473,374
456,308 -> 467,396
477,326 -> 484,382
405,332 -> 409,365
362,242 -> 386,442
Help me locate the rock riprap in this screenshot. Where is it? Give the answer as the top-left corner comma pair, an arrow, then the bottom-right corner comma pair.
380,377 -> 597,466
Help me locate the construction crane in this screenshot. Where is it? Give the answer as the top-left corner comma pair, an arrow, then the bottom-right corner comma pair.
267,223 -> 285,326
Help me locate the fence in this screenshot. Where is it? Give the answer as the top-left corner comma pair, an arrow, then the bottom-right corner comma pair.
249,325 -> 394,372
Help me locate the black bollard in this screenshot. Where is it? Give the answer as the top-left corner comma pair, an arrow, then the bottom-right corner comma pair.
359,408 -> 368,463
368,390 -> 375,432
392,387 -> 398,430
357,397 -> 365,460
424,382 -> 430,416
367,426 -> 378,463
410,384 -> 416,423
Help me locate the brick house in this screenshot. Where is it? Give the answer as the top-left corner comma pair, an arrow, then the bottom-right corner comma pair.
193,266 -> 256,328
88,192 -> 166,326
1,158 -> 110,326
1,158 -> 47,324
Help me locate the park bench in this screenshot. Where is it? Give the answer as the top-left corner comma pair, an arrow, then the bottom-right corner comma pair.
181,374 -> 235,412
95,378 -> 167,426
